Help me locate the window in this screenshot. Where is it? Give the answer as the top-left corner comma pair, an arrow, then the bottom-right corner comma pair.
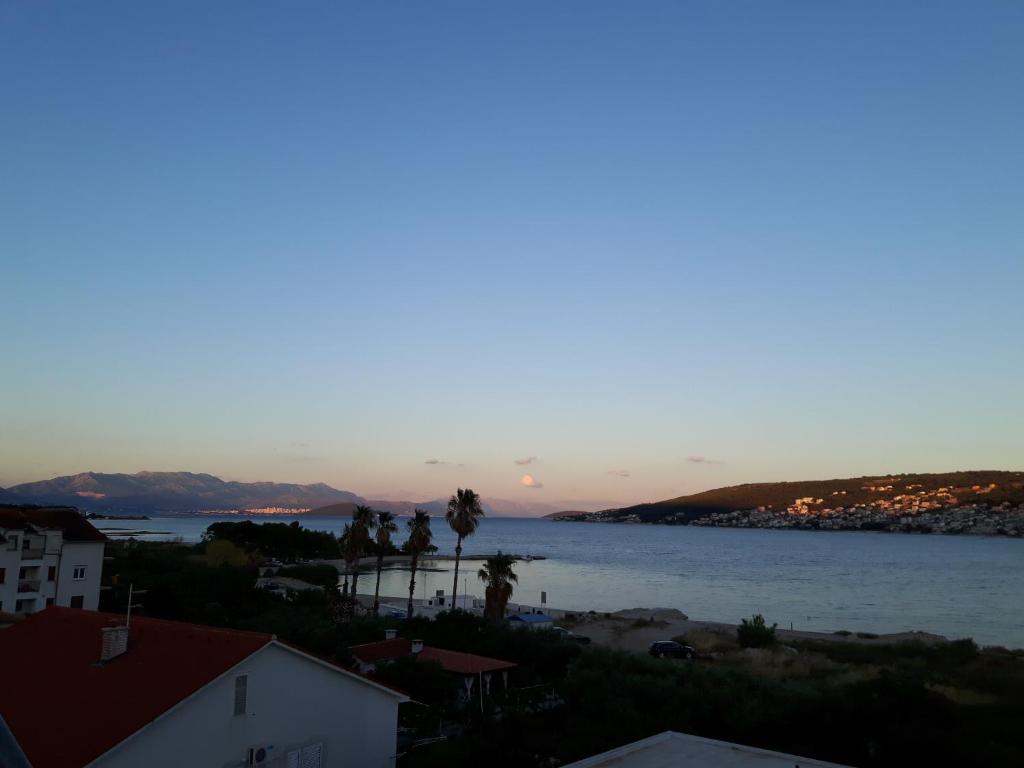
0,567 -> 5,584
47,566 -> 56,582
299,743 -> 322,768
70,595 -> 84,609
6,536 -> 17,551
233,674 -> 248,716
72,566 -> 87,581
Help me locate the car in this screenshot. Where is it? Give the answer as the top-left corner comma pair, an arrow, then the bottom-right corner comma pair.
648,640 -> 696,659
552,626 -> 592,645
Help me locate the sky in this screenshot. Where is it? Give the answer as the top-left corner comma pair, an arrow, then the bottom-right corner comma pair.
1,2 -> 1022,512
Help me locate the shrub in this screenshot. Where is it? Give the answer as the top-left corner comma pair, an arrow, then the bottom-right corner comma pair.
277,563 -> 339,588
738,614 -> 777,648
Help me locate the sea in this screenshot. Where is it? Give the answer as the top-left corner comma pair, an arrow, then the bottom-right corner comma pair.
95,514 -> 1024,648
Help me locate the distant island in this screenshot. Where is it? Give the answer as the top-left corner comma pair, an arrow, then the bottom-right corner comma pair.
549,471 -> 1024,537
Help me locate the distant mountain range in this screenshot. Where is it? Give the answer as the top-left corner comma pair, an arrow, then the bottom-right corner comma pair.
0,470 -> 570,517
0,471 -> 364,513
548,471 -> 1024,525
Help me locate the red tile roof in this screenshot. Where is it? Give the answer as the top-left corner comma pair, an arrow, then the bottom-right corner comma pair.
0,505 -> 107,542
0,608 -> 271,768
350,638 -> 517,675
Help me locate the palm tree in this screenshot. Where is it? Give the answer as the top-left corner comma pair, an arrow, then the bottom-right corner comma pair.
446,488 -> 485,610
349,505 -> 376,600
478,551 -> 518,622
372,510 -> 398,615
405,510 -> 433,620
339,523 -> 358,598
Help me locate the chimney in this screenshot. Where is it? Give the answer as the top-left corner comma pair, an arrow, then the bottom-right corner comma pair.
384,628 -> 398,641
101,625 -> 130,662
411,639 -> 424,655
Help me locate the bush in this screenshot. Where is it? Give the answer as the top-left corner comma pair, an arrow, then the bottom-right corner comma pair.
277,563 -> 339,588
738,614 -> 777,648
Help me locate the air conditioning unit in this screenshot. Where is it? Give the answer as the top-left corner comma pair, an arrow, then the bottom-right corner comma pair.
247,744 -> 275,766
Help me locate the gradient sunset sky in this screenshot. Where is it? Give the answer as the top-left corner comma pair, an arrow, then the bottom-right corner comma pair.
2,2 -> 1022,510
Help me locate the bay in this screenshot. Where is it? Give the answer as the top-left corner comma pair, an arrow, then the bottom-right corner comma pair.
95,514 -> 1024,648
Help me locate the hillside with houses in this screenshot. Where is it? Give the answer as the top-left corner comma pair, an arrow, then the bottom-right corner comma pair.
550,471 -> 1024,536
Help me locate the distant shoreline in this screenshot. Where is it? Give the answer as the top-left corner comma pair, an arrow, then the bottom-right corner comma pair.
551,514 -> 1024,538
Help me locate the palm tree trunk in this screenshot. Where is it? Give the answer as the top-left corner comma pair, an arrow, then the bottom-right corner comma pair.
407,555 -> 418,620
373,553 -> 383,615
451,537 -> 463,609
351,564 -> 359,601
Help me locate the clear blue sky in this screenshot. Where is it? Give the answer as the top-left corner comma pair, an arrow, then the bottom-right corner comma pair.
2,1 -> 1022,510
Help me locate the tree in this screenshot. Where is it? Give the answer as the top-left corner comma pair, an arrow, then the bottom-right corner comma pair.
478,551 -> 517,622
373,510 -> 398,616
339,524 -> 358,598
205,538 -> 249,567
349,505 -> 377,599
737,614 -> 777,648
405,510 -> 433,620
446,487 -> 485,609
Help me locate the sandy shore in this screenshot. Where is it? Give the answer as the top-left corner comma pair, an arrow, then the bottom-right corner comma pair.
558,608 -> 949,653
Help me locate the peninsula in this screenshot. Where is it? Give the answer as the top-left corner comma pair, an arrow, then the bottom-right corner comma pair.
550,471 -> 1024,537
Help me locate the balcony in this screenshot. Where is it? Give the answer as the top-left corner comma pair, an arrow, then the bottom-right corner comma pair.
17,579 -> 41,594
20,548 -> 45,561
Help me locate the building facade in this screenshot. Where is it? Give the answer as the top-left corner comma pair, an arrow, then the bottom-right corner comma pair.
0,609 -> 407,768
0,506 -> 106,615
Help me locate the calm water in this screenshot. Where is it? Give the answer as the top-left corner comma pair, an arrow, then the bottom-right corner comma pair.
97,515 -> 1024,648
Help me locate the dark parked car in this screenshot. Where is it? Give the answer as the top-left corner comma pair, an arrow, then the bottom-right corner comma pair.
648,640 -> 695,659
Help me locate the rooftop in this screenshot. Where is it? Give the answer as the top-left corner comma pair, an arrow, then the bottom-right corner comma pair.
563,731 -> 851,768
509,613 -> 554,623
350,638 -> 517,675
0,608 -> 272,768
0,505 -> 107,543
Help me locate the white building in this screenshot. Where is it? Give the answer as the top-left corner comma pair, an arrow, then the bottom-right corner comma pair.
0,608 -> 407,768
563,731 -> 852,767
0,505 -> 106,616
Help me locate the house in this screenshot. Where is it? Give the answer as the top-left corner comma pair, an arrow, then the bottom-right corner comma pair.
562,731 -> 852,767
0,608 -> 407,768
508,612 -> 554,630
0,505 -> 106,616
351,632 -> 516,707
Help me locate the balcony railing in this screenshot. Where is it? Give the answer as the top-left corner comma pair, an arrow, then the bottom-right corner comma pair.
20,548 -> 45,560
17,580 -> 41,593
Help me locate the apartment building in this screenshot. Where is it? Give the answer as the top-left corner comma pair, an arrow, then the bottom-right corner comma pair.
0,505 -> 106,615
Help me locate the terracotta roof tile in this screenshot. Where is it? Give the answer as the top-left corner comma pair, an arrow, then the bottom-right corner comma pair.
350,639 -> 517,675
0,608 -> 270,768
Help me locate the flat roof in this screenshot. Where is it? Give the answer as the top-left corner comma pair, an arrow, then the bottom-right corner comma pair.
562,731 -> 852,768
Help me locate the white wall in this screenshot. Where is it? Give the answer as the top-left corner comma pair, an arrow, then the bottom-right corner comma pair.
0,533 -> 19,614
0,530 -> 103,614
91,643 -> 402,768
56,541 -> 105,610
